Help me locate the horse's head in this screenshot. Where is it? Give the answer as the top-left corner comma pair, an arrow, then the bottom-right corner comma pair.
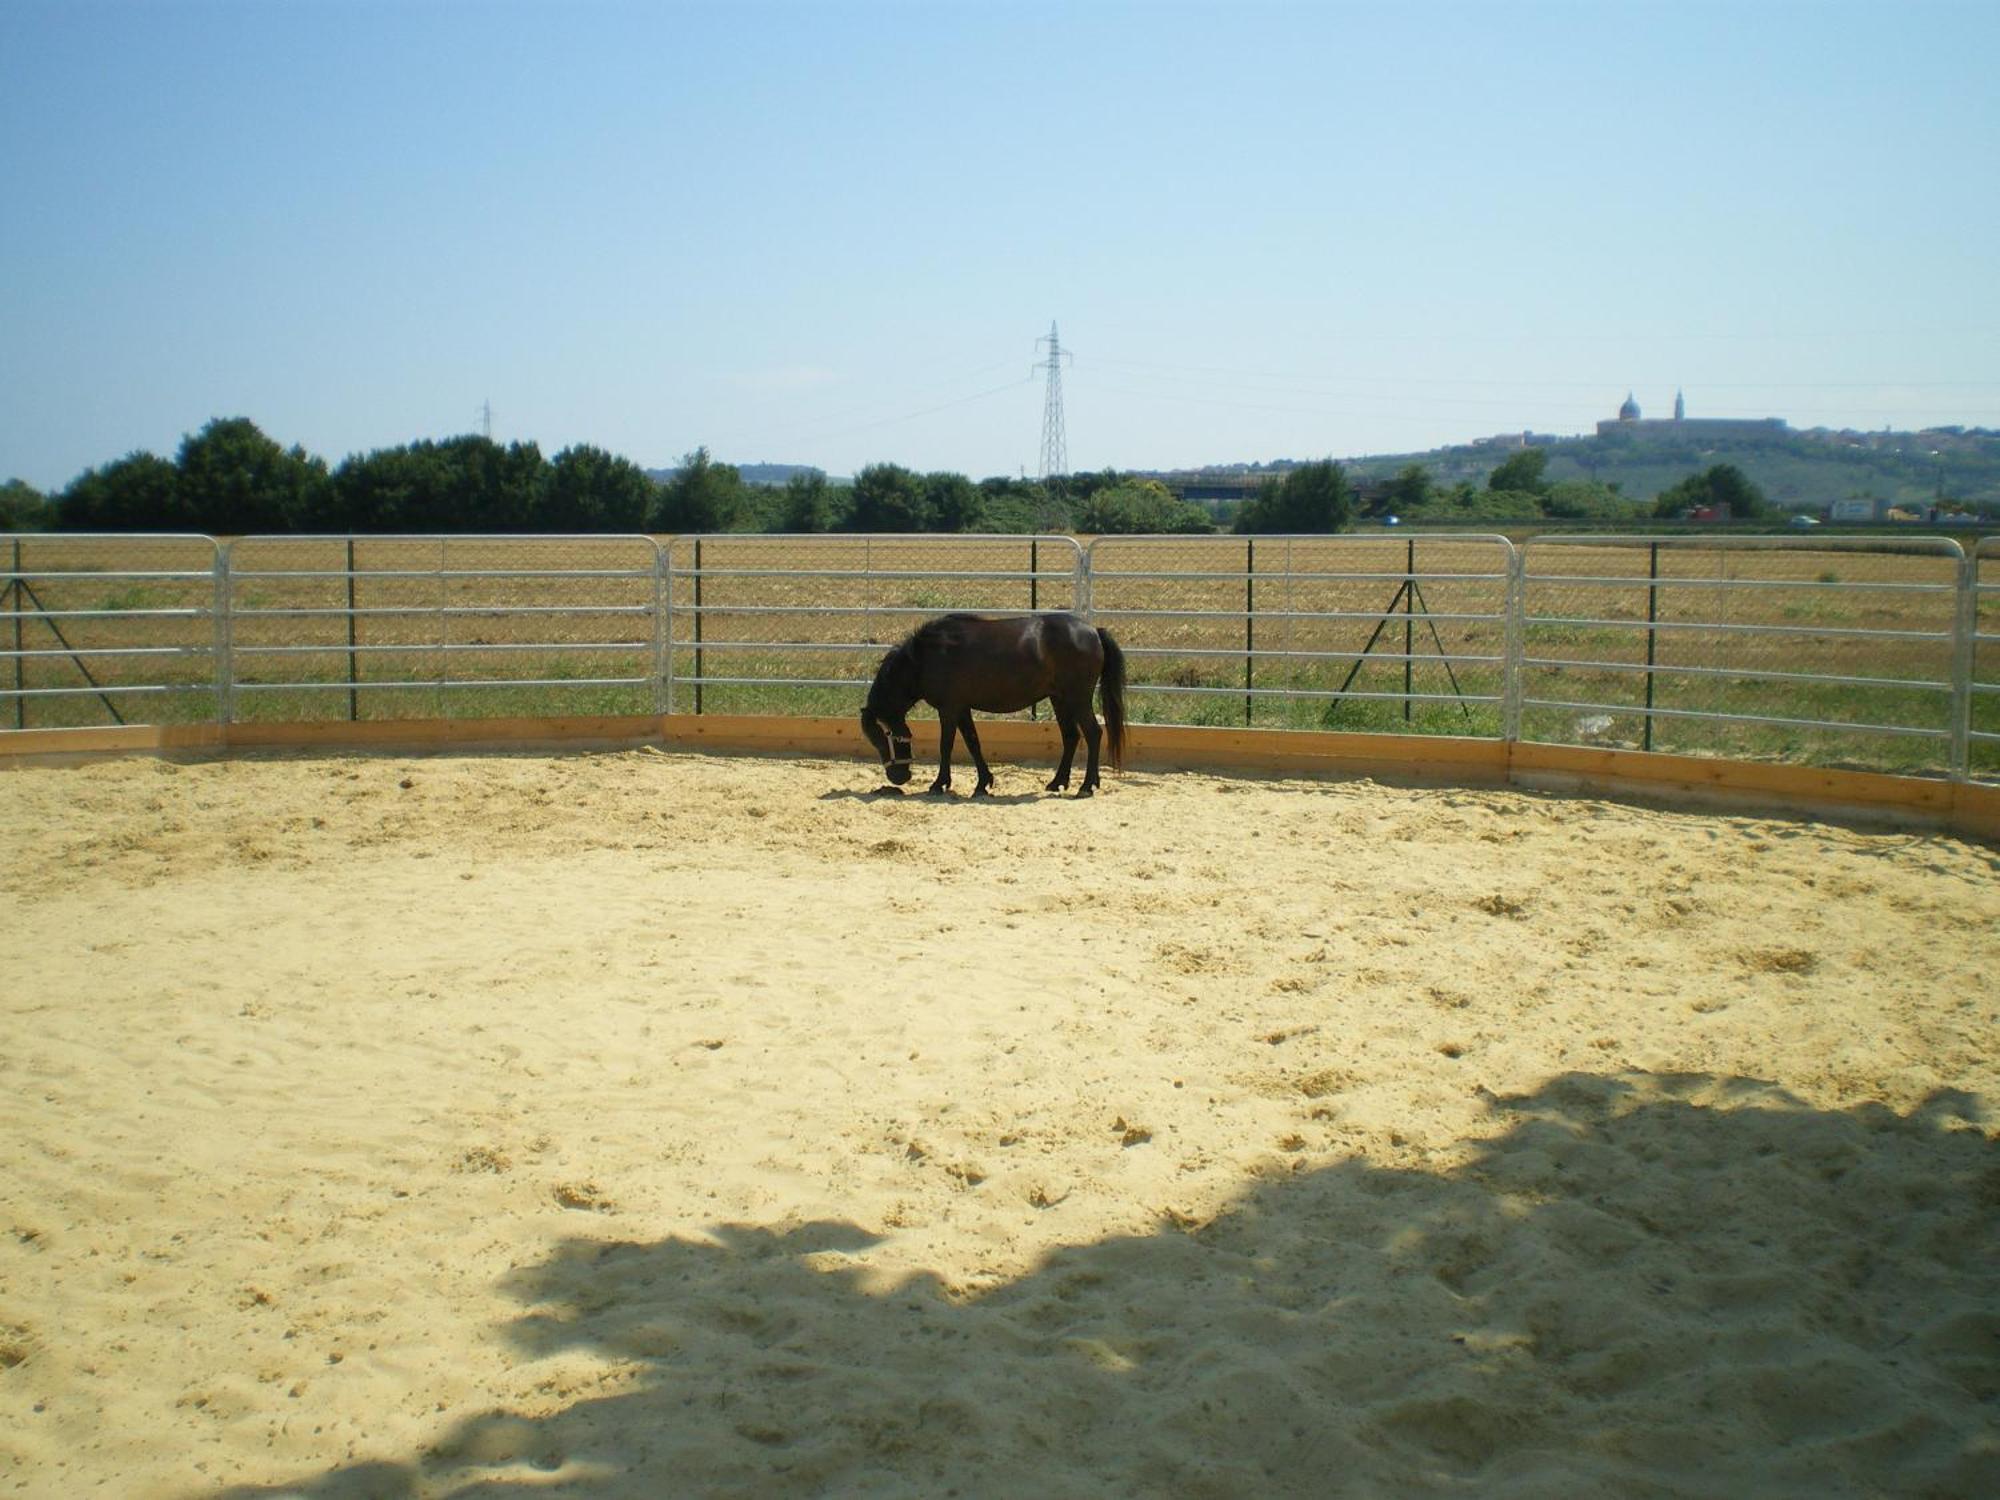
861,707 -> 914,786
862,644 -> 917,787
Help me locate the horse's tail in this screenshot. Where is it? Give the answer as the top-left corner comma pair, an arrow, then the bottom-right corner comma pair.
1097,627 -> 1126,771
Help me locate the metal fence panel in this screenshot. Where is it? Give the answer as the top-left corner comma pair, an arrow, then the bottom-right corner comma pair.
1974,537 -> 2000,783
1,533 -> 222,729
2,530 -> 1989,784
1522,534 -> 1968,777
1086,534 -> 1517,733
223,535 -> 663,722
661,534 -> 1083,715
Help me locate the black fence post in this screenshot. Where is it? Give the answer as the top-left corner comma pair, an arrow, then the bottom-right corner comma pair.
1403,536 -> 1415,722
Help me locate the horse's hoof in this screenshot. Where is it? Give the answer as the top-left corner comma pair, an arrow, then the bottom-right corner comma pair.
973,785 -> 993,797
927,784 -> 950,797
1045,779 -> 1067,793
1074,785 -> 1096,799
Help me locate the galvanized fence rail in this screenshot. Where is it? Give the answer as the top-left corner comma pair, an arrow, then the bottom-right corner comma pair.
1,530 -> 1989,782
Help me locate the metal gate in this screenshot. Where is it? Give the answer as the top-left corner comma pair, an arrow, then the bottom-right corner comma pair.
0,533 -> 222,730
223,535 -> 663,721
1521,534 -> 1968,777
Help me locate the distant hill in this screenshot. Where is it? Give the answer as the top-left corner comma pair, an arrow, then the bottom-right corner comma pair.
1339,426 -> 2000,512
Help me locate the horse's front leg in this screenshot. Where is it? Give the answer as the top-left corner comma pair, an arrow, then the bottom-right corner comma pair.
929,710 -> 957,795
958,711 -> 995,796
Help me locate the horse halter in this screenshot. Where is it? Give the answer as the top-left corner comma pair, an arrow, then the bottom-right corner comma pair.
885,731 -> 912,767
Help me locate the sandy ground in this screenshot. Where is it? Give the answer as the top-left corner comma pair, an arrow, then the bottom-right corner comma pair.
1,745 -> 1996,1499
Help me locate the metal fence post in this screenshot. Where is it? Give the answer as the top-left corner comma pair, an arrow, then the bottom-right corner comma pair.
651,540 -> 667,716
1244,536 -> 1255,727
214,542 -> 234,726
662,542 -> 676,716
1949,545 -> 1974,781
1644,541 -> 1659,753
1029,537 -> 1039,720
693,535 -> 704,717
346,537 -> 359,722
1501,544 -> 1524,744
9,537 -> 21,730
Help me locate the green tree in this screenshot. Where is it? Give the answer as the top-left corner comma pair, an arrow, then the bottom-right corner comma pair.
923,471 -> 983,533
533,445 -> 655,531
175,417 -> 330,534
1,479 -> 54,531
1487,447 -> 1550,496
775,470 -> 837,532
976,477 -> 1067,534
1076,480 -> 1214,534
843,463 -> 929,532
649,447 -> 745,533
1234,459 -> 1351,533
329,445 -> 428,531
59,452 -> 192,530
1651,463 -> 1772,520
1386,463 -> 1435,513
326,436 -> 545,532
1542,478 -> 1639,521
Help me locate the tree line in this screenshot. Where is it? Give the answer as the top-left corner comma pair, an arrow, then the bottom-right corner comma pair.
1,416 -> 1767,536
1354,446 -> 1771,525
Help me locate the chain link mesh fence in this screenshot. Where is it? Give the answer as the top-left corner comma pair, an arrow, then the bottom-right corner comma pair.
662,535 -> 1083,716
1086,534 -> 1515,734
1522,535 -> 1967,776
224,536 -> 662,721
1,534 -> 221,729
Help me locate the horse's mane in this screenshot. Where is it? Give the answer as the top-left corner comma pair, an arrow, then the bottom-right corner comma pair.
865,615 -> 980,718
906,613 -> 980,653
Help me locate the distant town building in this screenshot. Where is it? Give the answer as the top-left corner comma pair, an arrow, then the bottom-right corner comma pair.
1596,391 -> 1786,440
1471,430 -> 1560,449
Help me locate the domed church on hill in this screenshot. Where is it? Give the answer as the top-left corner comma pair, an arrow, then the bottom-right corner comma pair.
1597,390 -> 1783,439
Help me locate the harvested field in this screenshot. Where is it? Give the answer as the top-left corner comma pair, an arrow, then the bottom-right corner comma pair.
2,748 -> 1996,1497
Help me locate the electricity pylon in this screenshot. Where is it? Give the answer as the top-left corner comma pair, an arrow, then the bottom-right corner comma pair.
1033,322 -> 1071,483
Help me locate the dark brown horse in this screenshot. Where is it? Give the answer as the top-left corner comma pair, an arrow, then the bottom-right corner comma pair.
861,612 -> 1126,797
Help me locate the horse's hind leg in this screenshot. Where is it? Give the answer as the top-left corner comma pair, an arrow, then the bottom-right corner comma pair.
1077,701 -> 1104,796
929,711 -> 957,795
1046,704 -> 1080,792
958,711 -> 996,796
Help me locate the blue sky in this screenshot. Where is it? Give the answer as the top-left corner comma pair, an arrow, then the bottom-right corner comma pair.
3,0 -> 1996,490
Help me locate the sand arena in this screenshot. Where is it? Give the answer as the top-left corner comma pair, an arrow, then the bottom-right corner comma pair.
1,746 -> 1996,1497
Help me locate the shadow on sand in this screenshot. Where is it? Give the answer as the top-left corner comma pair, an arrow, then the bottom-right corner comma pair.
214,1071 -> 1998,1498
